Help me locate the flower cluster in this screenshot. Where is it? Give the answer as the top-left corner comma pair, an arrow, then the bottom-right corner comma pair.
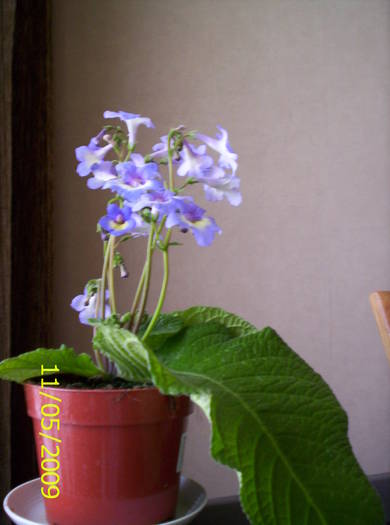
71,111 -> 241,328
75,111 -> 240,246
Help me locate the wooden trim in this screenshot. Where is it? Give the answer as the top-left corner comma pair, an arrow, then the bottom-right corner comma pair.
0,1 -> 15,522
10,0 -> 52,487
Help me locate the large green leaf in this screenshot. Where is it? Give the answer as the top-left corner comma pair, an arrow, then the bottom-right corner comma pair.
95,307 -> 384,525
0,346 -> 103,383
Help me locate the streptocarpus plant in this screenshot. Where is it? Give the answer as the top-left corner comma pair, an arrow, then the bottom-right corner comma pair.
70,111 -> 239,361
0,111 -> 384,525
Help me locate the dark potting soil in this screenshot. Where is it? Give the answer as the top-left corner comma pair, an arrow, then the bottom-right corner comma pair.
28,374 -> 152,390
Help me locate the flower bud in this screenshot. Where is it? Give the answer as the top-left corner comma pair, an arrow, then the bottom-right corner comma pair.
120,263 -> 129,279
141,208 -> 153,222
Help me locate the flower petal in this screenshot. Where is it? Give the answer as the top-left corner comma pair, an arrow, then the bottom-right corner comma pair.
71,294 -> 87,312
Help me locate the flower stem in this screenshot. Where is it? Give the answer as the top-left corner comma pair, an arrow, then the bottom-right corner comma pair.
128,261 -> 147,329
153,216 -> 167,248
100,238 -> 111,320
93,349 -> 104,371
141,129 -> 178,339
128,217 -> 165,330
133,223 -> 156,333
108,236 -> 117,314
167,129 -> 176,190
93,342 -> 104,371
93,239 -> 111,371
175,177 -> 197,193
142,243 -> 170,341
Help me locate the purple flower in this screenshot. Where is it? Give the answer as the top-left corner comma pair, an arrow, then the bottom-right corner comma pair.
198,165 -> 242,206
177,143 -> 213,178
131,153 -> 160,178
132,192 -> 222,246
150,135 -> 170,159
149,135 -> 181,163
166,197 -> 221,247
87,161 -> 118,189
99,203 -> 136,237
71,286 -> 110,325
103,110 -> 154,145
132,188 -> 176,219
75,141 -> 113,177
89,129 -> 106,147
131,213 -> 151,237
196,126 -> 238,174
107,157 -> 163,203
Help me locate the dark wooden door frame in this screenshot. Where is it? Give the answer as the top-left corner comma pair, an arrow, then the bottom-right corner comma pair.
0,1 -> 52,510
0,2 -> 14,521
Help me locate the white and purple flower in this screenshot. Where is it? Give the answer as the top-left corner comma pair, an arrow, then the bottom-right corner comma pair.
107,157 -> 163,203
131,188 -> 176,219
103,110 -> 154,146
198,165 -> 242,206
150,133 -> 185,163
196,126 -> 238,174
71,286 -> 110,325
87,161 -> 118,190
75,140 -> 113,178
177,143 -> 213,179
150,135 -> 170,159
131,213 -> 151,237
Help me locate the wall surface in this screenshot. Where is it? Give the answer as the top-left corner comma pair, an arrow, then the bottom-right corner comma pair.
52,0 -> 390,498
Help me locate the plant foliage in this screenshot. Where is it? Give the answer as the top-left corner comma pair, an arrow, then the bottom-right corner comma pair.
93,307 -> 384,525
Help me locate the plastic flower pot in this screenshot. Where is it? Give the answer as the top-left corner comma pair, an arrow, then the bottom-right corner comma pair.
24,383 -> 192,525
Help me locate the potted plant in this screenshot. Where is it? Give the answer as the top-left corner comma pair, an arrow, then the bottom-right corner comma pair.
0,111 -> 385,525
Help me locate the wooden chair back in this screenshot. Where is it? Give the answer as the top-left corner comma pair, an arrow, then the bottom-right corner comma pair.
370,291 -> 390,365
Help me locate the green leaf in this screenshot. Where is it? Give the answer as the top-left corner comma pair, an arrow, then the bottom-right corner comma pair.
120,312 -> 132,326
139,306 -> 255,354
0,346 -> 103,384
139,312 -> 185,350
93,325 -> 151,382
174,305 -> 257,335
89,314 -> 121,328
146,308 -> 384,525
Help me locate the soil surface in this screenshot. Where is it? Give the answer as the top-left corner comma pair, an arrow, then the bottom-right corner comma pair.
28,374 -> 152,390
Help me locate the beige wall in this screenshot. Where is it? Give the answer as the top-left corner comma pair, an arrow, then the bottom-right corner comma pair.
52,0 -> 390,498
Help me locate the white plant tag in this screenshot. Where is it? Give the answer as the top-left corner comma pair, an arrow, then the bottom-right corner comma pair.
176,432 -> 187,473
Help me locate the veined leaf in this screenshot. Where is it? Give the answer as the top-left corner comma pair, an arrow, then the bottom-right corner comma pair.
138,312 -> 184,350
93,325 -> 151,382
174,305 -> 257,336
148,310 -> 383,524
0,346 -> 102,383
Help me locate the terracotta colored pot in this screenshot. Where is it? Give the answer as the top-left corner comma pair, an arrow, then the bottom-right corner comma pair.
24,383 -> 192,525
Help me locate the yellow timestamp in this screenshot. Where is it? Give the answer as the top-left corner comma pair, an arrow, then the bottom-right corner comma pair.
39,365 -> 62,499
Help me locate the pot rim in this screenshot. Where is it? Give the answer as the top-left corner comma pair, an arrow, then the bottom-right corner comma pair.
24,382 -> 192,424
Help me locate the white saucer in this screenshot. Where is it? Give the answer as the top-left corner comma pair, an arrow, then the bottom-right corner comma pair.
3,475 -> 207,525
